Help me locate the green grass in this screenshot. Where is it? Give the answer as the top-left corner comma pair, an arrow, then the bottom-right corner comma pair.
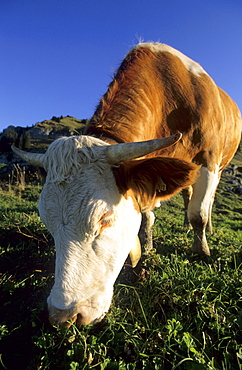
0,151 -> 241,369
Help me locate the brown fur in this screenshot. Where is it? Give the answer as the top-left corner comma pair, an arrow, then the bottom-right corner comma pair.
113,157 -> 199,211
85,45 -> 241,173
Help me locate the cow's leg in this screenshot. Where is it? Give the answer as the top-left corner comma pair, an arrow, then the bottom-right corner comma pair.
206,196 -> 214,234
138,211 -> 155,253
188,166 -> 220,256
206,172 -> 221,234
182,186 -> 193,229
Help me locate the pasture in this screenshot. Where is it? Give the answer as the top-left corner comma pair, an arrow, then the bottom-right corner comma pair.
0,148 -> 241,370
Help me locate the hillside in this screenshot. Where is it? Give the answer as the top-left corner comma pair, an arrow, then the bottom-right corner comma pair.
28,115 -> 88,142
33,115 -> 87,134
0,115 -> 89,153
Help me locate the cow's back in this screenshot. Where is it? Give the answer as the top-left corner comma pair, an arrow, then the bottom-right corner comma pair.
86,43 -> 241,171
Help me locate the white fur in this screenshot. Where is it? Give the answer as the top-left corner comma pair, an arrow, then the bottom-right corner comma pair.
185,166 -> 220,255
38,136 -> 141,324
43,136 -> 109,183
188,166 -> 220,219
136,42 -> 208,77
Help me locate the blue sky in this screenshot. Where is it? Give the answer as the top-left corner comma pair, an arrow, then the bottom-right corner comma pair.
0,0 -> 241,133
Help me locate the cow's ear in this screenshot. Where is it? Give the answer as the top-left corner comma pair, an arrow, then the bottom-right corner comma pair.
113,157 -> 199,211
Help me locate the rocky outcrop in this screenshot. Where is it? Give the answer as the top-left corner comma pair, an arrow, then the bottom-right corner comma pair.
28,126 -> 60,139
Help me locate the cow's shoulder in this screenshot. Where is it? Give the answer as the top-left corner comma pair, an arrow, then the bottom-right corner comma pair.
133,42 -> 208,77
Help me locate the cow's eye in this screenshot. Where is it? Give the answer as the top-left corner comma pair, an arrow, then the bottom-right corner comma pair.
99,211 -> 114,232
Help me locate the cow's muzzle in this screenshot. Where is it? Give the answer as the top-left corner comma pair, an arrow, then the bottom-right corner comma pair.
48,303 -> 104,327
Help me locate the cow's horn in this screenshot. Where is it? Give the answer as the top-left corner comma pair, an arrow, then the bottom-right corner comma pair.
11,145 -> 45,167
106,133 -> 182,164
129,236 -> 142,268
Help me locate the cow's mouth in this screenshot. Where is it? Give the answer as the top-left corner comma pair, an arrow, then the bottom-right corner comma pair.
48,301 -> 107,327
75,312 -> 104,326
48,306 -> 91,327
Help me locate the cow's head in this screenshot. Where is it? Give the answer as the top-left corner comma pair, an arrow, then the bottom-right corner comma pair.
12,134 -> 198,326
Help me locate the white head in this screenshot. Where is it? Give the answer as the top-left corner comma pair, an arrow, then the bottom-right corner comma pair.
12,133 -> 197,326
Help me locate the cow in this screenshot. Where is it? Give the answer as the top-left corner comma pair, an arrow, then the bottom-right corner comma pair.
12,43 -> 241,327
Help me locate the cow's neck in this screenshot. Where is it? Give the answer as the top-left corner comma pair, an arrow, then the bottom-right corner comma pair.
85,49 -> 164,143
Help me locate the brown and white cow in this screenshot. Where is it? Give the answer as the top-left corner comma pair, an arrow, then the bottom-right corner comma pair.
12,43 -> 241,326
